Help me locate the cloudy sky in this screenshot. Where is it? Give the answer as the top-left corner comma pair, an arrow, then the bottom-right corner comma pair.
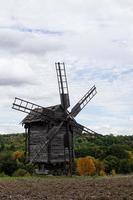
0,0 -> 133,135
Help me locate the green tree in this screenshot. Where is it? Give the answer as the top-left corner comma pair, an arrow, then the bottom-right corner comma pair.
0,151 -> 17,176
108,144 -> 129,159
119,159 -> 133,174
104,155 -> 119,173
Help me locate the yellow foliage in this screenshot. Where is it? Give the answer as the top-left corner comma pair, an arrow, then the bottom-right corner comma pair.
127,151 -> 133,159
99,169 -> 106,176
12,151 -> 24,160
93,159 -> 105,175
76,157 -> 96,176
111,169 -> 116,176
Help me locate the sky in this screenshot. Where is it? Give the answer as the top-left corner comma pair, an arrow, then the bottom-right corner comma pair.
0,0 -> 133,135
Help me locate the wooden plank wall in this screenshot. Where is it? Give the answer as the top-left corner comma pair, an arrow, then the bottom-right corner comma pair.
27,122 -> 71,163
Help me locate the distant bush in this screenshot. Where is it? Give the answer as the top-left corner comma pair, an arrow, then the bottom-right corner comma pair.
0,151 -> 17,176
93,159 -> 105,175
24,163 -> 34,174
111,169 -> 116,176
104,155 -> 119,173
12,168 -> 29,177
12,151 -> 24,160
0,172 -> 8,177
99,170 -> 106,176
118,159 -> 133,174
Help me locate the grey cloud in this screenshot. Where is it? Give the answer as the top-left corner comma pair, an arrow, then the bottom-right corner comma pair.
7,26 -> 63,36
0,77 -> 33,86
0,28 -> 64,55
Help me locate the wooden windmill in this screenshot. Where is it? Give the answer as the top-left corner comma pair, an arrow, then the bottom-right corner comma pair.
12,62 -> 99,175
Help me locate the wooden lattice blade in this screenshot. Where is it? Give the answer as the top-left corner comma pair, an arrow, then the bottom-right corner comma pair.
70,120 -> 102,137
55,62 -> 70,110
12,97 -> 54,119
70,85 -> 97,118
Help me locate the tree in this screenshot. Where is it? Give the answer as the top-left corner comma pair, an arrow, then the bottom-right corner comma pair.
93,159 -> 105,175
76,157 -> 96,176
107,144 -> 129,159
104,155 -> 119,173
0,151 -> 17,176
119,159 -> 133,174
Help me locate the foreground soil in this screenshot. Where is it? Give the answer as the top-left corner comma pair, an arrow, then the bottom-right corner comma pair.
0,176 -> 133,200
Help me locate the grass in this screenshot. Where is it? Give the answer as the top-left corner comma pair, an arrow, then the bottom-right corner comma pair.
0,174 -> 133,182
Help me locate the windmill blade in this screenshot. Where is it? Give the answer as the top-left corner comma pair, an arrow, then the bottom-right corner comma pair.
12,97 -> 54,119
70,120 -> 102,137
30,121 -> 64,163
70,85 -> 97,118
81,125 -> 102,136
55,62 -> 70,110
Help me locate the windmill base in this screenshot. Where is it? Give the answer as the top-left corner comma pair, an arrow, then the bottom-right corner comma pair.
34,162 -> 70,176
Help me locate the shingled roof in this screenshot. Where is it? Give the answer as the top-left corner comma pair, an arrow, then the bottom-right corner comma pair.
22,105 -> 61,124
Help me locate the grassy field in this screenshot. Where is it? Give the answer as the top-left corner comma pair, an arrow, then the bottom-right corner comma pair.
0,175 -> 133,199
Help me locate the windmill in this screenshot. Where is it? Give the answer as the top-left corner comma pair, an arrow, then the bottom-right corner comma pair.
12,62 -> 99,175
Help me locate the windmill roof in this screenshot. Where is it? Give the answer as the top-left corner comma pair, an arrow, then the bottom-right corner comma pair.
22,104 -> 62,124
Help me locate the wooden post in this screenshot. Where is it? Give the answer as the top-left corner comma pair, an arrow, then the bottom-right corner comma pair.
67,122 -> 73,177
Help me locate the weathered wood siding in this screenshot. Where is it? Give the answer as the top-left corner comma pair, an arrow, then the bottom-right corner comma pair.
27,122 -> 71,163
50,125 -> 69,162
28,124 -> 48,162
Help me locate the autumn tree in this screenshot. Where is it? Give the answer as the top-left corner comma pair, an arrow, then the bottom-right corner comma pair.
93,159 -> 105,175
12,151 -> 24,160
76,157 -> 96,176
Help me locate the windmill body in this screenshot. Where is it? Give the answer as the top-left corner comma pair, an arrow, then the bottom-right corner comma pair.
12,62 -> 98,175
23,105 -> 74,166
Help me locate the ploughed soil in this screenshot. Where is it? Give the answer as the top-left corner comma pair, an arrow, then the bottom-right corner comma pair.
0,176 -> 133,200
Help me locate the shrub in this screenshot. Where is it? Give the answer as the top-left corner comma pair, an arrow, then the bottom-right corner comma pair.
104,155 -> 119,173
13,168 -> 28,177
119,159 -> 133,174
111,169 -> 116,176
76,157 -> 96,176
99,169 -> 106,176
12,151 -> 24,161
0,172 -> 8,177
93,159 -> 105,175
0,151 -> 17,176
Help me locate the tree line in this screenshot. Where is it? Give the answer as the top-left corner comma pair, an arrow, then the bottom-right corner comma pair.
0,133 -> 133,176
75,134 -> 133,175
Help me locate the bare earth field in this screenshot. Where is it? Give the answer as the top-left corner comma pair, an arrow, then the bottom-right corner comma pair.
0,176 -> 133,200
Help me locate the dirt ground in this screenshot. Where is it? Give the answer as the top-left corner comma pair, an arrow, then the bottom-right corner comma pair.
0,176 -> 133,200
